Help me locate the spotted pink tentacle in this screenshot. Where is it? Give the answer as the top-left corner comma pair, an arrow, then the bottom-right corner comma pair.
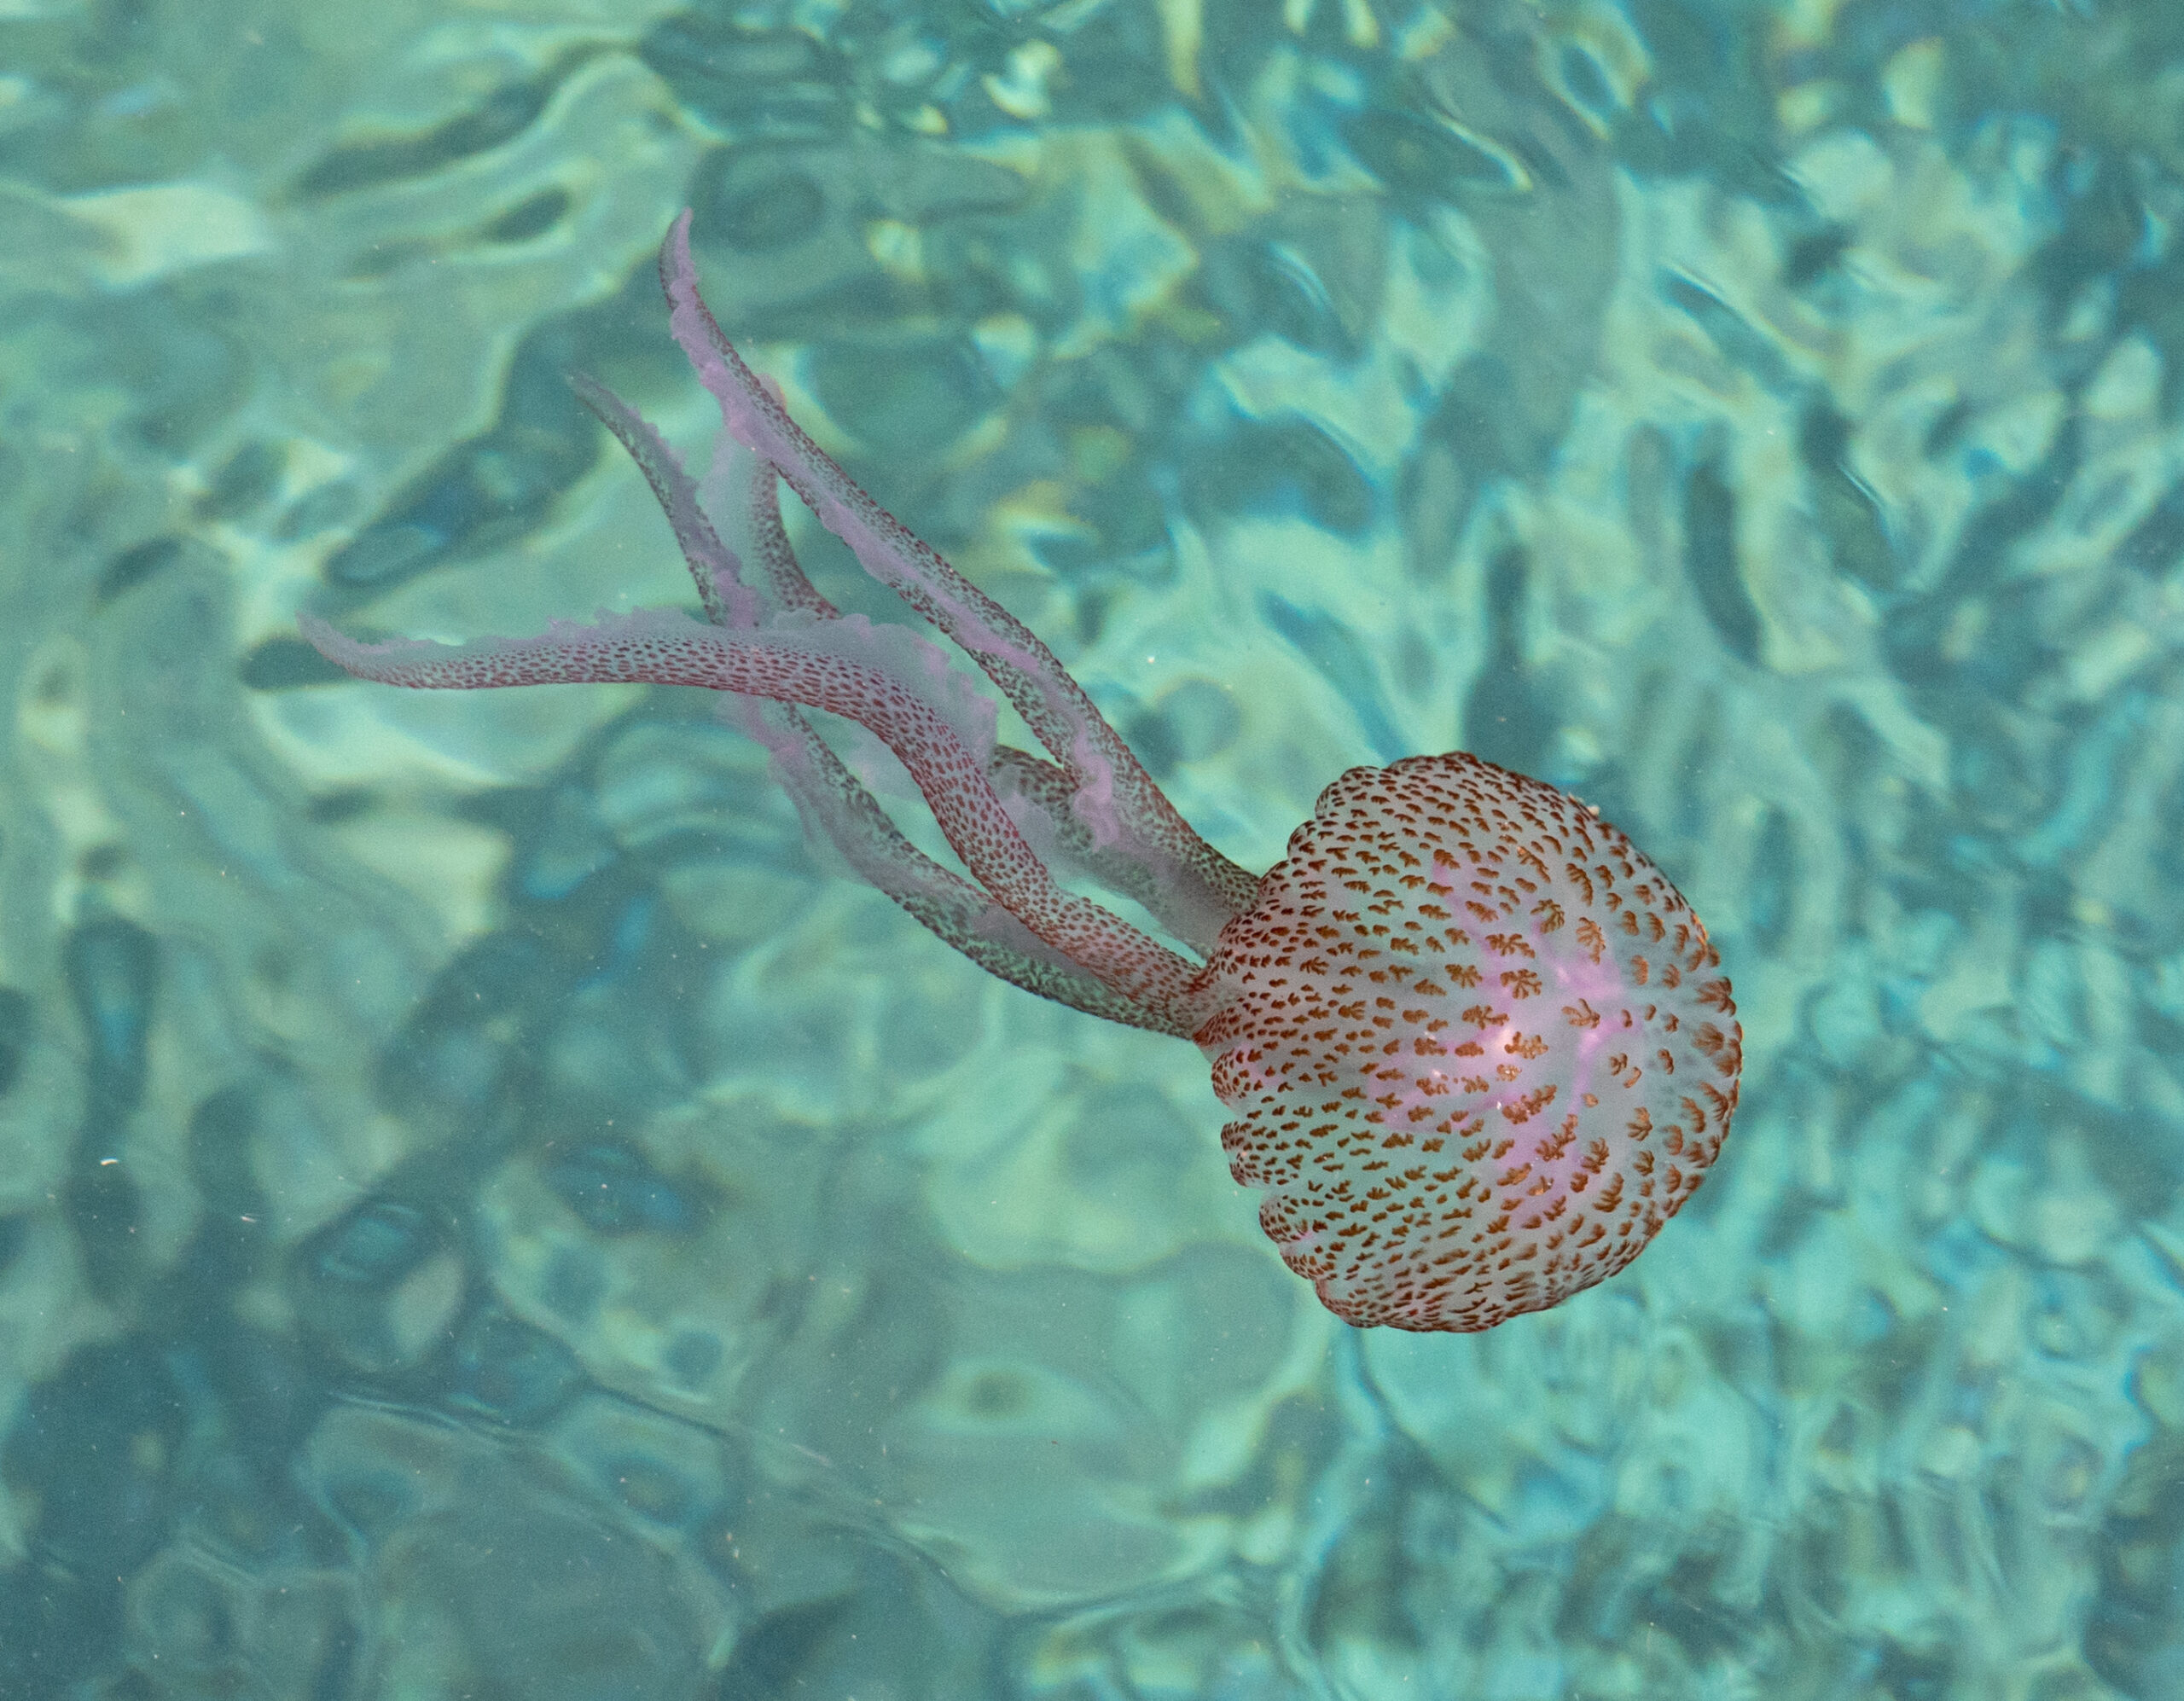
758,707 -> 1190,1035
569,372 -> 760,630
658,211 -> 1261,951
299,610 -> 1211,1028
707,432 -> 837,619
528,374 -> 1185,1030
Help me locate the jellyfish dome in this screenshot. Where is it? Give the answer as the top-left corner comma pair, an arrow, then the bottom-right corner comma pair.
1194,754 -> 1741,1332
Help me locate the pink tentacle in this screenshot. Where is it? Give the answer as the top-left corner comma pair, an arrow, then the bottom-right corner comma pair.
753,703 -> 1189,1035
299,609 -> 1211,1025
988,745 -> 1186,924
569,383 -> 1182,1026
706,433 -> 838,620
657,211 -> 1261,948
568,371 -> 762,631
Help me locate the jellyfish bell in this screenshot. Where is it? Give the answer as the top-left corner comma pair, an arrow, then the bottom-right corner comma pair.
1195,752 -> 1739,1332
303,212 -> 1740,1333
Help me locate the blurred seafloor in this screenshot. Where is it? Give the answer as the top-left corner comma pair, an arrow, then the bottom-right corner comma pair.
3,0 -> 2183,1697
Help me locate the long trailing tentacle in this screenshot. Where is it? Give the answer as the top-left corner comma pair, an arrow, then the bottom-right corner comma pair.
568,372 -> 1185,1030
568,371 -> 757,630
656,210 -> 1263,950
299,610 -> 1213,1030
709,433 -> 837,618
311,215 -> 1263,1031
988,745 -> 1195,926
762,715 -> 1189,1035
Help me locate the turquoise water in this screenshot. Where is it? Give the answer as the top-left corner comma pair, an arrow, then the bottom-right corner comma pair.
3,0 -> 2181,1694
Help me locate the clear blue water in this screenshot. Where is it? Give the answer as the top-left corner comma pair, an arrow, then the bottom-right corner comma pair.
1,1 -> 2181,1696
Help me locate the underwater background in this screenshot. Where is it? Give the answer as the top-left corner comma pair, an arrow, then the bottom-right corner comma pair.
0,0 -> 2181,1696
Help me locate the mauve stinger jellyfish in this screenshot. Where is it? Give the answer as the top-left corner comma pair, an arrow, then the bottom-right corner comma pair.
304,211 -> 1743,1333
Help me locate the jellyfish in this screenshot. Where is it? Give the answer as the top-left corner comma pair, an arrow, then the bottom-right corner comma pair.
303,212 -> 1742,1333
